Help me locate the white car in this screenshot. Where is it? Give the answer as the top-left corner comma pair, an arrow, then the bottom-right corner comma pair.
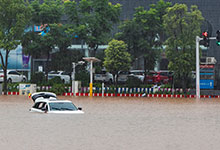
129,70 -> 145,82
48,71 -> 70,84
94,69 -> 113,83
0,70 -> 27,83
117,71 -> 130,83
30,92 -> 84,114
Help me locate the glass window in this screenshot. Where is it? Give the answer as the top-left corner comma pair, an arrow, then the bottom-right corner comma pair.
49,102 -> 78,111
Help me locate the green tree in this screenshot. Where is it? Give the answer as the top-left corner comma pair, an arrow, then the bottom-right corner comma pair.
22,0 -> 64,80
64,0 -> 121,57
163,4 -> 204,92
0,0 -> 31,94
103,39 -> 131,86
117,0 -> 171,73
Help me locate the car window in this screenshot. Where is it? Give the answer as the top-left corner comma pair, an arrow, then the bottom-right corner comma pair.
61,72 -> 69,75
101,71 -> 107,74
119,71 -> 129,75
8,71 -> 20,75
33,102 -> 46,109
49,102 -> 78,111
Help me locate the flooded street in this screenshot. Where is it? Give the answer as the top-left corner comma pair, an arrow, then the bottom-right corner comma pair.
0,96 -> 220,150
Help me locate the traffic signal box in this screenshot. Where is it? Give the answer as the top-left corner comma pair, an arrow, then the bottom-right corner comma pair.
202,31 -> 209,47
216,30 -> 220,46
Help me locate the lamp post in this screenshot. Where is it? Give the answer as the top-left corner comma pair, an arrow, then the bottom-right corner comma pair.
72,61 -> 85,94
83,57 -> 100,97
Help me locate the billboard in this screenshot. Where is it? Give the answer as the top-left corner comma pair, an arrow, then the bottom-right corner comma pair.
0,45 -> 31,70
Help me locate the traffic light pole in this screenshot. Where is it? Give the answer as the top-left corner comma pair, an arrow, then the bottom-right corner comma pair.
196,36 -> 216,99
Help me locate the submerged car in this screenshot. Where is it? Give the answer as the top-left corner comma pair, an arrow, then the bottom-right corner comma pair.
30,92 -> 84,114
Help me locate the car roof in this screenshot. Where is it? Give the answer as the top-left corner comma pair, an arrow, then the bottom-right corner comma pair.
130,70 -> 144,73
35,98 -> 72,103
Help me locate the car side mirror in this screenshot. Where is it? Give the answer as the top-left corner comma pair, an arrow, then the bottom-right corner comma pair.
78,107 -> 82,110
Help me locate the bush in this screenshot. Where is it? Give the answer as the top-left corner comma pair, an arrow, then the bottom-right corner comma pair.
93,82 -> 102,88
7,83 -> 19,92
50,84 -> 66,95
160,84 -> 172,88
125,76 -> 143,88
48,76 -> 63,85
31,72 -> 46,85
75,70 -> 89,87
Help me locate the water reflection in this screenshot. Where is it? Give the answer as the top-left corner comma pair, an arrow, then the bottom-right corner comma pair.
0,95 -> 220,150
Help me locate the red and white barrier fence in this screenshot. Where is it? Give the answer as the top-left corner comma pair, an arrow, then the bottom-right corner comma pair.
1,92 -> 19,95
61,92 -> 217,98
2,91 -> 220,99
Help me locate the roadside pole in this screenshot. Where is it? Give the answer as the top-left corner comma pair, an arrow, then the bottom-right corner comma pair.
102,82 -> 104,97
83,57 -> 100,97
196,36 -> 216,99
196,36 -> 201,99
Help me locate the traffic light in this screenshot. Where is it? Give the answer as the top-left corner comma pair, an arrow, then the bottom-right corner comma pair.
216,30 -> 220,46
202,31 -> 209,47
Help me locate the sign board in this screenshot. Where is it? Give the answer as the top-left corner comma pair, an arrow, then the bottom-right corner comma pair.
19,84 -> 36,95
200,80 -> 214,89
200,64 -> 214,68
38,66 -> 43,72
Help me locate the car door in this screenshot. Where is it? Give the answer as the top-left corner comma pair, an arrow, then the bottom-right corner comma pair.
14,71 -> 22,82
60,71 -> 70,83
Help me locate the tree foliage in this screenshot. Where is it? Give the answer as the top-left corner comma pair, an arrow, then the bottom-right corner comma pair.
104,39 -> 131,84
22,0 -> 65,79
163,4 -> 204,90
116,0 -> 171,72
64,0 -> 121,56
0,0 -> 31,94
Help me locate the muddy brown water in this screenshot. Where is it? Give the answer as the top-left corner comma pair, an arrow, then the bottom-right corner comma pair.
0,96 -> 220,150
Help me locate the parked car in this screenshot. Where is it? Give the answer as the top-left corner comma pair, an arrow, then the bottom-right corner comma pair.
129,70 -> 145,82
144,71 -> 155,84
152,70 -> 173,84
144,70 -> 173,84
0,70 -> 27,83
30,92 -> 84,114
48,71 -> 70,84
94,69 -> 113,83
117,71 -> 130,83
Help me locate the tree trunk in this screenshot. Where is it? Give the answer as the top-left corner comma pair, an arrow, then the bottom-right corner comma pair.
182,76 -> 187,97
113,74 -> 118,96
45,50 -> 50,82
2,50 -> 9,95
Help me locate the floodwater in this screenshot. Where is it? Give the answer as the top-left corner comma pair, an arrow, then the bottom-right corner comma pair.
0,96 -> 220,150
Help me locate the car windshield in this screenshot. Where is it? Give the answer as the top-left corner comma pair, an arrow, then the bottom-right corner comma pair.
49,102 -> 78,111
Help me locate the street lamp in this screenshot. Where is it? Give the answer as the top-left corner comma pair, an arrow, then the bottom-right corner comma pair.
72,61 -> 85,94
83,57 -> 100,97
